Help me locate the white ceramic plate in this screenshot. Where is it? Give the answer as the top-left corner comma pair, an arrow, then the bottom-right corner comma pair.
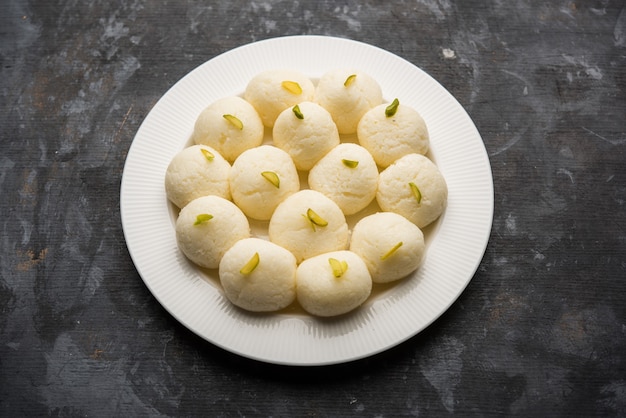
120,35 -> 493,366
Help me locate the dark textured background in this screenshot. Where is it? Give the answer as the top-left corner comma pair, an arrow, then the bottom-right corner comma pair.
1,0 -> 625,416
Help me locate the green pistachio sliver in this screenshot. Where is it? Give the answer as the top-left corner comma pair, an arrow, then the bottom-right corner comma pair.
381,242 -> 403,260
306,208 -> 328,227
194,213 -> 213,225
342,159 -> 359,168
240,252 -> 260,275
281,80 -> 302,95
201,148 -> 215,161
223,114 -> 244,130
344,74 -> 357,87
261,171 -> 280,188
328,258 -> 348,278
385,98 -> 400,117
409,182 -> 422,204
292,104 -> 304,119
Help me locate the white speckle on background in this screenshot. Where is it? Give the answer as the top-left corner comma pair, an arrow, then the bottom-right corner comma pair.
585,66 -> 603,80
251,1 -> 272,13
337,13 -> 361,31
442,48 -> 456,59
582,127 -> 626,146
556,168 -> 575,184
562,54 -> 603,80
264,20 -> 277,32
100,17 -> 129,42
559,146 -> 574,158
505,213 -> 517,235
6,342 -> 20,350
532,249 -> 546,261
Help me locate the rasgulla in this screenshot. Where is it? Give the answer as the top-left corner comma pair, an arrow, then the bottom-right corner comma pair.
357,100 -> 429,168
175,195 -> 250,269
219,238 -> 297,312
192,96 -> 264,162
272,101 -> 340,171
268,190 -> 349,263
376,153 -> 447,229
244,70 -> 315,128
296,250 -> 372,317
350,212 -> 425,283
315,68 -> 383,135
165,145 -> 231,209
308,143 -> 378,215
229,145 -> 300,221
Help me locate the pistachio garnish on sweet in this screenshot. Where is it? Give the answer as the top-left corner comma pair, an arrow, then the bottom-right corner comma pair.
223,114 -> 244,130
200,148 -> 215,161
342,159 -> 359,168
261,171 -> 280,188
409,182 -> 422,204
328,257 -> 349,278
194,213 -> 213,225
240,252 -> 260,275
281,80 -> 302,95
292,104 -> 304,119
302,208 -> 328,231
381,241 -> 403,260
344,74 -> 357,87
306,208 -> 328,227
385,98 -> 400,117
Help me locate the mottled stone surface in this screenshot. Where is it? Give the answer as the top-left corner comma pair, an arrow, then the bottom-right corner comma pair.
1,0 -> 625,416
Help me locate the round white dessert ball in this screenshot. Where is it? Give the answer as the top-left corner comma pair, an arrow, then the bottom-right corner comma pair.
350,212 -> 425,283
296,250 -> 372,317
229,145 -> 300,221
192,96 -> 264,162
357,100 -> 430,168
315,68 -> 383,135
175,195 -> 250,269
308,143 -> 379,215
165,145 -> 231,209
244,70 -> 315,128
272,101 -> 340,171
376,153 -> 448,229
219,238 -> 297,312
268,190 -> 349,264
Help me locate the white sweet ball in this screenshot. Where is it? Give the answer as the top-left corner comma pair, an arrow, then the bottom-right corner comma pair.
315,68 -> 383,135
219,238 -> 297,312
376,153 -> 448,229
192,96 -> 264,162
308,143 -> 378,215
268,190 -> 349,264
175,195 -> 250,269
357,101 -> 429,168
272,101 -> 340,171
165,145 -> 231,209
296,250 -> 372,317
229,145 -> 300,220
244,70 -> 315,128
350,212 -> 425,283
